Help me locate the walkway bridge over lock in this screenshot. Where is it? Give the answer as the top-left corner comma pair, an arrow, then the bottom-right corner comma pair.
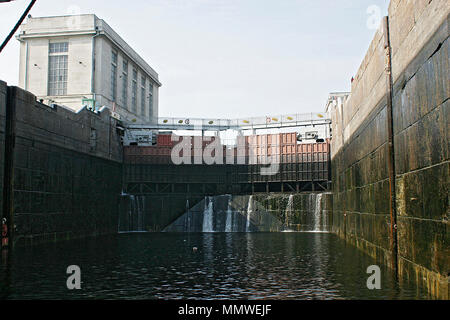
127,112 -> 331,132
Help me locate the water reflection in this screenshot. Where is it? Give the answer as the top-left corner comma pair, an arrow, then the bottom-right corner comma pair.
0,233 -> 429,300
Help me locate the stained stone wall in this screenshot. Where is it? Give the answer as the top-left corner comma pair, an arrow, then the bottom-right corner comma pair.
0,81 -> 6,223
329,1 -> 449,299
391,9 -> 449,300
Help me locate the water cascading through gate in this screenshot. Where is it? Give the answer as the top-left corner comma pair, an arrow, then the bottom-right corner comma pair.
225,195 -> 232,232
314,193 -> 323,232
202,196 -> 214,232
119,194 -> 146,232
162,193 -> 328,233
246,195 -> 254,232
284,194 -> 294,231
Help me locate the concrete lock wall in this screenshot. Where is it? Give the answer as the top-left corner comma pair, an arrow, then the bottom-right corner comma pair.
1,81 -> 123,246
329,0 -> 449,299
0,81 -> 6,223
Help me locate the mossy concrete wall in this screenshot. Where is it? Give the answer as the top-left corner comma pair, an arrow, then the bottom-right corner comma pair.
329,0 -> 449,299
392,14 -> 449,301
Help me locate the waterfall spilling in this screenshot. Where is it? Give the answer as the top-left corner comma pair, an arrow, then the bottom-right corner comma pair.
246,195 -> 254,232
202,196 -> 214,232
162,193 -> 329,233
163,195 -> 280,232
119,194 -> 146,232
186,200 -> 191,233
284,195 -> 294,231
314,193 -> 323,231
132,195 -> 144,231
225,195 -> 232,232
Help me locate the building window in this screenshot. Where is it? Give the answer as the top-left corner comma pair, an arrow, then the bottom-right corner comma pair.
111,51 -> 117,102
148,82 -> 153,119
49,42 -> 68,54
122,60 -> 128,109
140,76 -> 146,117
48,42 -> 68,96
131,68 -> 137,113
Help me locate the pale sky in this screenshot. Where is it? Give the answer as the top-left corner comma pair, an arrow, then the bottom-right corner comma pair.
0,0 -> 389,118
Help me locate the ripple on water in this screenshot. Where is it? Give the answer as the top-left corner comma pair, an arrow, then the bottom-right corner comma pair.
1,233 -> 431,300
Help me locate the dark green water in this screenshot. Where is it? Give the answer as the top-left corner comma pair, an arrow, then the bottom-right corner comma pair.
0,232 -> 428,299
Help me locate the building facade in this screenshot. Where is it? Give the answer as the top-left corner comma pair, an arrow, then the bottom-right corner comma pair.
17,14 -> 161,123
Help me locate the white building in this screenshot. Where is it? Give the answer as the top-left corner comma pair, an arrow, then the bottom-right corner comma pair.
16,14 -> 161,123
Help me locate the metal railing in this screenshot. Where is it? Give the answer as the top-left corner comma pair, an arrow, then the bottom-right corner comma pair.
127,112 -> 330,131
